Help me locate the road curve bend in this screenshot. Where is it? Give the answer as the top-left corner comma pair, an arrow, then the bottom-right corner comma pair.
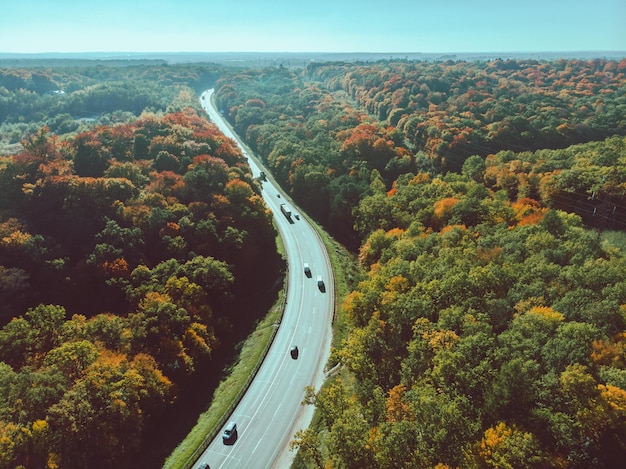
192,89 -> 334,469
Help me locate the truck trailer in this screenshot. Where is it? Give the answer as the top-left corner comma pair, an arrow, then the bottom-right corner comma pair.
280,203 -> 292,220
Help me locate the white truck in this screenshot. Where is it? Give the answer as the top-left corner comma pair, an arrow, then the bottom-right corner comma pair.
280,203 -> 292,220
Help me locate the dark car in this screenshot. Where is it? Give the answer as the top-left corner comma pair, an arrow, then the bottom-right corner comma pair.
290,346 -> 299,359
317,275 -> 325,292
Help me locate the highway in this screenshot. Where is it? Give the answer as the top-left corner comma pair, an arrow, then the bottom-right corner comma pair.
193,89 -> 334,468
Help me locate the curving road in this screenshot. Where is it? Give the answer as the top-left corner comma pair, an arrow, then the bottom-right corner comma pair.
193,89 -> 333,468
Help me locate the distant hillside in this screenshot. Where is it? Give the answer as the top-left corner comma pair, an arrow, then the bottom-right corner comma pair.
2,50 -> 625,68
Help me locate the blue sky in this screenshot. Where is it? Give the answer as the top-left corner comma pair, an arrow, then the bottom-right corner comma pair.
1,0 -> 624,53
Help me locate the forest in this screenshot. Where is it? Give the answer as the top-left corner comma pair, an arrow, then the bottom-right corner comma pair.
214,58 -> 626,250
212,59 -> 626,468
0,64 -> 282,468
0,57 -> 625,468
0,62 -> 221,155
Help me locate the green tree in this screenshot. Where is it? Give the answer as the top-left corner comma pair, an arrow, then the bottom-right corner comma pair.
541,322 -> 600,373
462,155 -> 487,183
328,405 -> 375,469
43,340 -> 99,382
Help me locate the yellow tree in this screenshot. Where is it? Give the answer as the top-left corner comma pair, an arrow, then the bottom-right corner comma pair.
470,422 -> 546,469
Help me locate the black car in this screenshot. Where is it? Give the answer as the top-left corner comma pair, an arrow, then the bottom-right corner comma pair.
290,346 -> 299,359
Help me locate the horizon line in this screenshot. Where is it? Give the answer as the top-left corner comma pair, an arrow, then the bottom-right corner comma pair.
1,49 -> 625,55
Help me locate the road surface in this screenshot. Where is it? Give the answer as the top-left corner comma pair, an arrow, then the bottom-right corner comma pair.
193,89 -> 333,468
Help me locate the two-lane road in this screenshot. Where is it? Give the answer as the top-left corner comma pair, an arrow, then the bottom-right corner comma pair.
194,89 -> 333,468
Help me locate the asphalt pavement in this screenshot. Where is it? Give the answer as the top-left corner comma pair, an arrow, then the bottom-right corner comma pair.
193,89 -> 334,469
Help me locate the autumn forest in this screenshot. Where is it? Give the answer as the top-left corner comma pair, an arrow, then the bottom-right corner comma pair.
1,57 -> 626,468
0,63 -> 282,468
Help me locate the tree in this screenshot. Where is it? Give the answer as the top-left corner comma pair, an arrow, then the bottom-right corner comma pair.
73,133 -> 110,177
462,155 -> 487,183
25,304 -> 66,357
132,292 -> 193,375
290,428 -> 325,469
469,422 -> 546,469
182,155 -> 230,202
43,340 -> 99,382
180,255 -> 234,297
328,405 -> 375,469
484,357 -> 541,424
0,420 -> 30,468
542,322 -> 600,373
354,193 -> 396,239
47,352 -> 145,468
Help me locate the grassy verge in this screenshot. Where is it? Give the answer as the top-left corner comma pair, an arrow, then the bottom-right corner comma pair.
315,228 -> 364,362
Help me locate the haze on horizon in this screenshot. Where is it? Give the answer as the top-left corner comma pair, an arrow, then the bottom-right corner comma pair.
1,0 -> 625,55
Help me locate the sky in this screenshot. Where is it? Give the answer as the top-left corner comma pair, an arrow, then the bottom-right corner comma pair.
0,0 -> 624,54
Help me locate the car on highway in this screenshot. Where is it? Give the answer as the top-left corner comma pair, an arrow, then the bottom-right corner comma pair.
222,422 -> 237,443
290,346 -> 299,359
304,263 -> 311,277
317,275 -> 325,292
194,89 -> 333,468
